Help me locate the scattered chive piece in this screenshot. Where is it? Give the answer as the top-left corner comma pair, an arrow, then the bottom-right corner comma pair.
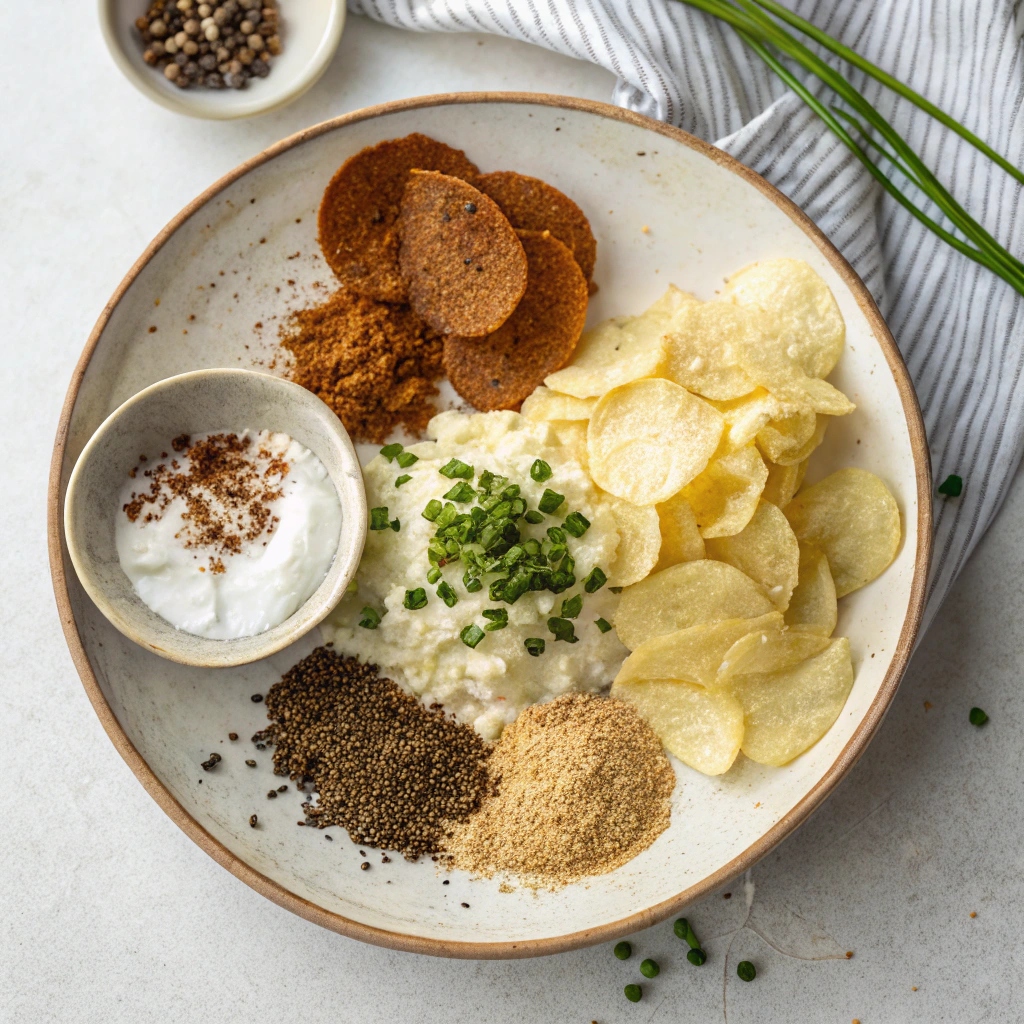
548,616 -> 579,643
675,918 -> 702,949
624,984 -> 642,1003
346,580 -> 358,593
737,961 -> 756,982
358,606 -> 381,629
421,499 -> 443,522
482,608 -> 509,631
436,581 -> 459,608
524,509 -> 545,524
460,623 -> 486,648
390,518 -> 400,532
444,481 -> 476,503
426,567 -> 441,584
614,941 -> 632,960
379,443 -> 403,463
687,948 -> 707,966
640,958 -> 660,979
563,511 -> 591,537
439,458 -> 474,479
395,474 -> 412,488
595,617 -> 612,633
938,474 -> 964,497
583,566 -> 607,593
610,586 -> 623,594
530,458 -> 553,482
969,706 -> 989,727
538,488 -> 566,514
524,637 -> 545,656
403,588 -> 428,610
396,451 -> 419,469
369,507 -> 391,531
465,578 -> 483,593
561,593 -> 583,619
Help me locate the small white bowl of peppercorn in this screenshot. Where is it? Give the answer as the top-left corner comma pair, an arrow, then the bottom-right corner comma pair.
99,0 -> 346,120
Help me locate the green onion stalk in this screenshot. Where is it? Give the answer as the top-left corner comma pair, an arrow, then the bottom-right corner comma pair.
671,0 -> 1024,297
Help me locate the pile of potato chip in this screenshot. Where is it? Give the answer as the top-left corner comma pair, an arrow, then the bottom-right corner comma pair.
521,258 -> 902,774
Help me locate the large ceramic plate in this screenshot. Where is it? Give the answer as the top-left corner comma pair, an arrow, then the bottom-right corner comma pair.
49,94 -> 931,958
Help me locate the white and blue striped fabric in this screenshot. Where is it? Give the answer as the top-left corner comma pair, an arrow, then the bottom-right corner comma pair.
353,0 -> 1024,628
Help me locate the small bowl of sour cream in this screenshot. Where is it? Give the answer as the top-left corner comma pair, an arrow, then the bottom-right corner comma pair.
64,369 -> 366,667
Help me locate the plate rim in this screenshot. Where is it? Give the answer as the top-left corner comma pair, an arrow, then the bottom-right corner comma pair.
47,91 -> 933,959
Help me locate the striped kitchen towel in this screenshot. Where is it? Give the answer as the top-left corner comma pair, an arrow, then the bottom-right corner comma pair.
353,0 -> 1024,629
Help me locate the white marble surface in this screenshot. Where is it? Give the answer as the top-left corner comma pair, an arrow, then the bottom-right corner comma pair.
3,6 -> 1020,1022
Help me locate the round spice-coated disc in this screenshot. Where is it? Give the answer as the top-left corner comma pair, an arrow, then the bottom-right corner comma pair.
398,170 -> 528,337
443,229 -> 588,411
317,134 -> 479,303
475,170 -> 597,282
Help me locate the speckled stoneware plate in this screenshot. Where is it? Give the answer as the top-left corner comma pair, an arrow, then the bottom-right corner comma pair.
49,94 -> 931,959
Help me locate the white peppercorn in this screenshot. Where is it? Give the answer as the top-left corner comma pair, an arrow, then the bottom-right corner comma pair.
237,46 -> 254,64
165,62 -> 181,80
198,3 -> 212,15
174,30 -> 188,46
240,19 -> 254,33
164,36 -> 179,53
183,39 -> 199,55
176,0 -> 193,10
248,33 -> 264,50
205,24 -> 220,40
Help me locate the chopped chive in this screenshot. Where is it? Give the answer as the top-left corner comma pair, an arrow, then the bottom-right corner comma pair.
546,526 -> 566,544
938,474 -> 964,497
687,948 -> 707,966
737,961 -> 756,983
346,580 -> 359,593
436,581 -> 459,607
444,481 -> 476,503
369,507 -> 391,531
530,458 -> 553,482
563,511 -> 591,538
358,606 -> 381,629
524,509 -> 545,524
379,443 -> 403,462
614,941 -> 632,960
390,518 -> 400,532
560,594 -> 583,619
969,706 -> 989,727
435,503 -> 458,528
422,499 -> 443,522
595,617 -> 612,633
439,458 -> 474,479
640,958 -> 660,979
426,566 -> 441,584
395,474 -> 412,488
675,917 -> 703,951
624,984 -> 642,1003
460,623 -> 486,648
524,637 -> 545,657
583,566 -> 607,593
482,608 -> 509,631
501,484 -> 521,500
465,577 -> 483,593
538,488 -> 566,514
548,616 -> 579,643
396,451 -> 419,469
403,588 -> 428,610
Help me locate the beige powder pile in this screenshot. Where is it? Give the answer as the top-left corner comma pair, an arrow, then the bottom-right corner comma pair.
444,693 -> 676,888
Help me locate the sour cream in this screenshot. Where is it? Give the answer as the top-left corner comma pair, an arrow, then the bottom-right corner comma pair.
116,429 -> 341,639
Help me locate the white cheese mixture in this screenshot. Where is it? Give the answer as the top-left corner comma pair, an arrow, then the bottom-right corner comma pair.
324,411 -> 629,739
116,429 -> 342,640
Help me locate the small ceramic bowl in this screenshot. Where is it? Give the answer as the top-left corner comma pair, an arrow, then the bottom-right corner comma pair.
64,368 -> 366,668
98,0 -> 346,120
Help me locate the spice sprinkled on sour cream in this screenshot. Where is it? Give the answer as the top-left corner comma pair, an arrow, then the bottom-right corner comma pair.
116,429 -> 341,639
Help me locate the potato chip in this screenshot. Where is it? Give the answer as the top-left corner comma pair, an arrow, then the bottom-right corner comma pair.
318,133 -> 480,303
784,468 -> 901,597
682,444 -> 767,539
548,419 -> 589,468
475,170 -> 598,281
761,459 -> 806,509
756,409 -> 815,463
399,170 -> 528,336
705,500 -> 800,609
728,637 -> 854,766
605,495 -> 662,588
588,379 -> 723,505
610,678 -> 745,775
614,613 -> 783,688
644,284 -> 701,318
655,491 -> 706,571
614,559 -> 775,650
722,258 -> 845,379
520,386 -> 597,423
544,313 -> 668,399
442,230 -> 588,411
662,301 -> 759,400
785,544 -> 838,636
716,624 -> 830,681
710,388 -> 787,453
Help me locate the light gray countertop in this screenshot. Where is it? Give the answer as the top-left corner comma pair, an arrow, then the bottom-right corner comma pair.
3,7 -> 1019,1023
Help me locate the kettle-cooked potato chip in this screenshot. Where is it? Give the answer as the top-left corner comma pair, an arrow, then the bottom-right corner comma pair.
520,386 -> 597,423
614,559 -> 775,650
756,409 -> 816,464
762,458 -> 807,509
722,258 -> 845,379
784,468 -> 901,597
605,495 -> 662,588
655,491 -> 706,571
705,500 -> 800,609
784,543 -> 838,636
716,623 -> 830,681
710,389 -> 788,454
610,677 -> 745,776
588,378 -> 723,505
682,443 -> 768,539
728,637 -> 854,766
614,613 -> 783,688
